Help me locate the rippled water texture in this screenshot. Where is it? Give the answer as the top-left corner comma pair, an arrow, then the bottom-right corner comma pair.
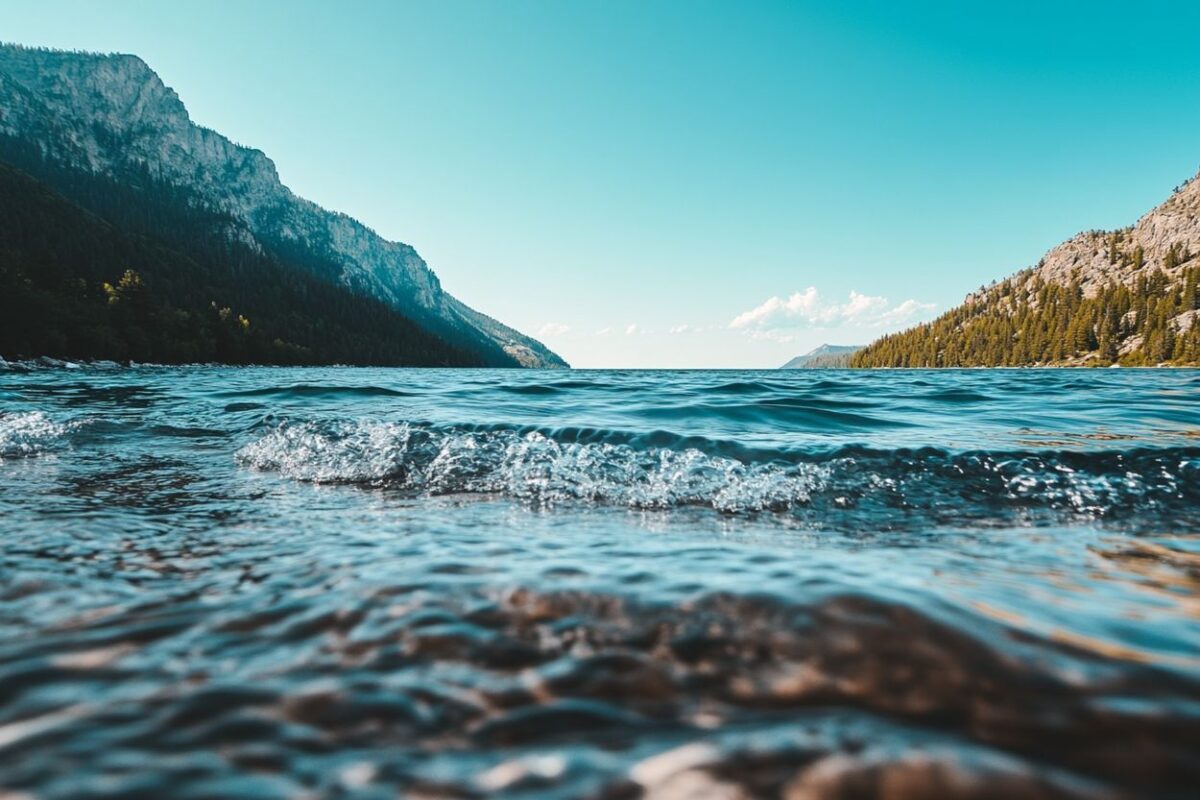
1,365 -> 1199,799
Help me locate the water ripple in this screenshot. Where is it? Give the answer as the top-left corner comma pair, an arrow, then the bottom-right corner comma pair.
2,365 -> 1199,798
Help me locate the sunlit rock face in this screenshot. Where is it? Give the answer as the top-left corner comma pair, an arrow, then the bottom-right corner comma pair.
961,168 -> 1200,307
1029,172 -> 1200,297
0,44 -> 567,368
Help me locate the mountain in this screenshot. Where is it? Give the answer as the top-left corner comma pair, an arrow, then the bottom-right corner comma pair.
780,344 -> 862,369
0,44 -> 566,367
854,169 -> 1200,367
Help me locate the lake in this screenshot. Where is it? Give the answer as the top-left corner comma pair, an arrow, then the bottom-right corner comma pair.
1,365 -> 1198,798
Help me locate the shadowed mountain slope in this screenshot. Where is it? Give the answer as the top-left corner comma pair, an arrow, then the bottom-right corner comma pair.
0,44 -> 566,367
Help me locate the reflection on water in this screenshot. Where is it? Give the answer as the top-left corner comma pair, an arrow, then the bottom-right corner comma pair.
1,365 -> 1199,798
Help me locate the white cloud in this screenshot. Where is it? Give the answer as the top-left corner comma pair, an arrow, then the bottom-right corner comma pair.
669,324 -> 694,334
537,322 -> 570,337
594,327 -> 613,336
625,323 -> 640,336
729,287 -> 934,332
841,290 -> 888,320
877,298 -> 937,324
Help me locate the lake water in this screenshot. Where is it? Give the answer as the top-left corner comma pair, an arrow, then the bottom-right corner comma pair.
1,365 -> 1198,799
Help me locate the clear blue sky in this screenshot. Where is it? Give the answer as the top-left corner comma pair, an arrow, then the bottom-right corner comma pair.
5,1 -> 1200,367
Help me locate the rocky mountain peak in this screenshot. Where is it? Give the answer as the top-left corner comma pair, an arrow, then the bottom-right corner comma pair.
2,48 -> 185,129
0,45 -> 283,198
1014,169 -> 1200,300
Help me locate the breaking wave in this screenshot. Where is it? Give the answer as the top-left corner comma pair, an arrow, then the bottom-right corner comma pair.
0,411 -> 71,459
236,419 -> 1200,526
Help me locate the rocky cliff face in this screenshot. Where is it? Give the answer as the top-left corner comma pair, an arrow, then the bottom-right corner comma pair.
966,170 -> 1200,305
0,44 -> 565,367
1037,174 -> 1200,294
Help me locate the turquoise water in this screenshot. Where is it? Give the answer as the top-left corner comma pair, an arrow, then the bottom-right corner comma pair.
1,365 -> 1199,798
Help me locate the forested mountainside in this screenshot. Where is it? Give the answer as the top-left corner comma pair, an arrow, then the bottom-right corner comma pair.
0,159 -> 491,365
0,44 -> 565,367
854,170 -> 1200,367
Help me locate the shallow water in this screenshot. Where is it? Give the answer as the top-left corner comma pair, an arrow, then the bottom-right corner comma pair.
1,365 -> 1198,799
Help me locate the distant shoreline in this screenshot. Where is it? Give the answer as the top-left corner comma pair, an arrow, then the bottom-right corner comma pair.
6,357 -> 1199,372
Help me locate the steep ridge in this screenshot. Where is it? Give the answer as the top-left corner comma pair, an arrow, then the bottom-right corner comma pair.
855,169 -> 1200,367
0,44 -> 566,367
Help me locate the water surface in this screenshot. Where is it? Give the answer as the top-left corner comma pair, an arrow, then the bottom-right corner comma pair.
1,365 -> 1198,799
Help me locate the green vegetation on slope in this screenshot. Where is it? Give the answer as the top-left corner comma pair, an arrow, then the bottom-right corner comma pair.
853,257 -> 1200,367
0,154 -> 512,366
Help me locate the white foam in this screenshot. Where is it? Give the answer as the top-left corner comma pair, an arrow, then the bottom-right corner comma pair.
236,420 -> 829,513
0,411 -> 70,459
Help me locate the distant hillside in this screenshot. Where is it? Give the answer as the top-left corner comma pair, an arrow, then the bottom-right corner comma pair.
854,169 -> 1200,367
780,344 -> 862,369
